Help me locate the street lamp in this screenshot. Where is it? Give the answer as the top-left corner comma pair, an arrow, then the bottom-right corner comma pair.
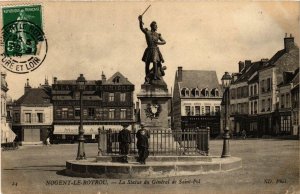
76,74 -> 86,160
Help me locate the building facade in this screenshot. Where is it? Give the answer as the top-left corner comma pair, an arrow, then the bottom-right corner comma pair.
172,67 -> 223,137
52,72 -> 135,143
12,79 -> 53,145
225,35 -> 299,137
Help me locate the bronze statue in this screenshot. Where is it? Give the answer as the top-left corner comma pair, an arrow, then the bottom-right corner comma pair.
138,14 -> 166,84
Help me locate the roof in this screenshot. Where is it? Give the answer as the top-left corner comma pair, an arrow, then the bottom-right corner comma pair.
233,61 -> 263,84
16,88 -> 51,106
221,72 -> 232,80
105,72 -> 133,85
178,70 -> 221,90
56,80 -> 98,85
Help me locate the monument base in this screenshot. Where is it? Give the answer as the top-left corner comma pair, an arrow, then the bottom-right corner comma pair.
137,82 -> 171,130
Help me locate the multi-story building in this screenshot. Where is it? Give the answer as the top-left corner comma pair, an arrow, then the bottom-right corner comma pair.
12,79 -> 53,145
229,60 -> 265,135
277,68 -> 299,135
224,35 -> 299,137
1,72 -> 16,144
52,72 -> 135,142
258,34 -> 299,136
172,67 -> 223,136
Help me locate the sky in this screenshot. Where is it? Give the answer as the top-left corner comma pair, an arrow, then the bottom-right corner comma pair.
1,1 -> 299,100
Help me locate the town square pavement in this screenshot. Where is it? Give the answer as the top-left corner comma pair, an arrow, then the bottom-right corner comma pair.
1,139 -> 299,194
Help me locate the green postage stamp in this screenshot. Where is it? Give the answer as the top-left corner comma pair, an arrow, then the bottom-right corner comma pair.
1,5 -> 47,74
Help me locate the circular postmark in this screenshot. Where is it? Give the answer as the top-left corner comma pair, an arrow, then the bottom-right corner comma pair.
1,20 -> 47,74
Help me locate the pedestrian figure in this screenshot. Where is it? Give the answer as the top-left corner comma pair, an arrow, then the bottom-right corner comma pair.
118,125 -> 132,163
242,129 -> 247,140
136,123 -> 150,164
46,137 -> 51,146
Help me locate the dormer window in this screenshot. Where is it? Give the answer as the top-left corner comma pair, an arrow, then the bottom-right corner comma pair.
181,88 -> 186,96
205,88 -> 209,97
113,76 -> 120,83
215,89 -> 219,97
211,88 -> 219,97
186,89 -> 190,96
181,88 -> 189,97
191,88 -> 200,97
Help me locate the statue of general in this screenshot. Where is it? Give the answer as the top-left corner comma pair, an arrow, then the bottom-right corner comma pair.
138,15 -> 166,84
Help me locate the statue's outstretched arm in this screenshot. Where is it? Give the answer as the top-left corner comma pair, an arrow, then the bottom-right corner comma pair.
138,15 -> 146,33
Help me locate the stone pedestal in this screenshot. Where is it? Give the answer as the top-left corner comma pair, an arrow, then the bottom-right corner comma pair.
137,81 -> 171,130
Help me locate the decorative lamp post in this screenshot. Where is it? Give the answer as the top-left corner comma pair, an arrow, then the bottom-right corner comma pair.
221,127 -> 231,158
76,74 -> 86,160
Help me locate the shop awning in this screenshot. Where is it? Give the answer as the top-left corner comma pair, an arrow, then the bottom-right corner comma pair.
53,125 -> 131,135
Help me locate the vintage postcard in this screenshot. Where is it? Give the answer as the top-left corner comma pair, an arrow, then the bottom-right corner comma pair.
0,1 -> 299,194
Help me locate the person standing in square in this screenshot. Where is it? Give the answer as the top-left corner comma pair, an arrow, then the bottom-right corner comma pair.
118,124 -> 132,163
136,123 -> 150,164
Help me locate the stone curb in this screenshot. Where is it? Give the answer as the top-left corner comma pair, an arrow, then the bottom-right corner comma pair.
65,157 -> 242,178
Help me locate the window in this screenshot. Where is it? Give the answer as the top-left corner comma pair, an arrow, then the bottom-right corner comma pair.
205,106 -> 210,115
109,109 -> 115,119
250,86 -> 253,96
254,101 -> 258,114
25,113 -> 31,123
181,89 -> 186,96
254,85 -> 257,95
186,89 -> 190,96
62,108 -> 68,119
215,89 -> 219,97
13,113 -> 20,123
215,106 -> 220,115
250,102 -> 253,114
195,90 -> 199,97
267,99 -> 271,111
75,108 -> 80,117
281,94 -> 285,108
37,113 -> 43,123
120,109 -> 126,119
267,78 -> 271,91
120,93 -> 126,102
109,93 -> 115,102
205,89 -> 209,97
185,106 -> 191,116
88,108 -> 95,117
261,80 -> 265,93
281,116 -> 291,133
195,106 -> 200,116
231,89 -> 236,99
113,76 -> 120,83
261,100 -> 265,112
56,109 -> 61,118
286,93 -> 290,108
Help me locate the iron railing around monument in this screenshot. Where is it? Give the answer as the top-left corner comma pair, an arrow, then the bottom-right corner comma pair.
105,128 -> 209,156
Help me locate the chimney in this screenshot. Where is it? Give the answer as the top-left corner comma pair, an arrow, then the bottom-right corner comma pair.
261,58 -> 268,66
177,66 -> 183,82
284,33 -> 294,52
44,76 -> 49,85
238,61 -> 245,72
24,78 -> 31,94
53,77 -> 57,84
101,71 -> 106,83
244,60 -> 252,70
